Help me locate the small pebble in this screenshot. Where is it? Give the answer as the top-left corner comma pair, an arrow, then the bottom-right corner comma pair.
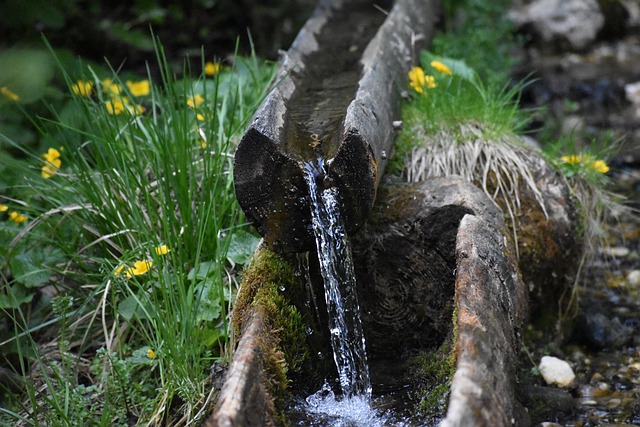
628,270 -> 640,286
539,356 -> 576,387
607,397 -> 622,409
603,246 -> 630,258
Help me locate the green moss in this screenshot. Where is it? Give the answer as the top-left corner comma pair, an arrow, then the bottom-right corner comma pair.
411,332 -> 456,419
232,246 -> 310,411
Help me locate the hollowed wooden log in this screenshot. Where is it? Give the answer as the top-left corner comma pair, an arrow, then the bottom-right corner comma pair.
233,0 -> 440,253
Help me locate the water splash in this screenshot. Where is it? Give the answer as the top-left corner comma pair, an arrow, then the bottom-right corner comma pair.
303,381 -> 390,427
303,159 -> 372,399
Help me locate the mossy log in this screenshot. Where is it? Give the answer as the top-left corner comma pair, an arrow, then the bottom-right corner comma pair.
205,305 -> 276,427
209,169 -> 581,425
233,0 -> 440,252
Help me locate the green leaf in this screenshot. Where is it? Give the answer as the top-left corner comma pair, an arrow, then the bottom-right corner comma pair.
227,230 -> 260,265
420,51 -> 477,83
193,279 -> 223,322
118,295 -> 148,321
0,283 -> 34,308
10,253 -> 50,288
187,262 -> 218,280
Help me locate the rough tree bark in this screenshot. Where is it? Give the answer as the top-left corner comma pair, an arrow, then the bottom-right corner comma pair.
233,0 -> 440,252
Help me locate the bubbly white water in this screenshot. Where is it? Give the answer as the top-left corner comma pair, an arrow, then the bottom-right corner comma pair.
303,159 -> 372,399
303,381 -> 392,427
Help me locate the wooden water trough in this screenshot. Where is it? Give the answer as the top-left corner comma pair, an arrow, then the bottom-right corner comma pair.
206,0 -> 582,425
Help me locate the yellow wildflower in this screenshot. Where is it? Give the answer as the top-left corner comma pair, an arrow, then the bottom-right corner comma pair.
106,98 -> 144,116
426,75 -> 437,89
591,160 -> 610,174
114,264 -> 126,277
125,260 -> 153,277
132,104 -> 145,115
187,94 -> 205,109
408,67 -> 426,94
147,349 -> 157,359
561,154 -> 610,174
431,60 -> 452,76
196,113 -> 205,121
204,61 -> 221,77
561,155 -> 581,165
72,80 -> 94,97
106,99 -> 126,115
42,148 -> 62,178
1,86 -> 19,101
155,245 -> 170,255
126,80 -> 150,97
101,78 -> 122,95
0,204 -> 8,212
9,211 -> 27,223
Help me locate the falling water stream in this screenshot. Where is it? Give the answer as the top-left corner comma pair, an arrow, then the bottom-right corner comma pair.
299,159 -> 389,425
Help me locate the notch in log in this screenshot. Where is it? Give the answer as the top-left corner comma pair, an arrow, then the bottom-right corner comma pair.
233,0 -> 439,253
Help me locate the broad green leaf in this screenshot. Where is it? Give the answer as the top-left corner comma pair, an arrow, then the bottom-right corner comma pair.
193,279 -> 223,322
227,230 -> 260,265
187,262 -> 218,280
0,283 -> 34,308
117,295 -> 148,321
10,253 -> 50,288
420,51 -> 477,83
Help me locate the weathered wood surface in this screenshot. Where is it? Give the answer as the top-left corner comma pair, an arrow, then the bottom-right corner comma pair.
209,171 -> 580,425
233,0 -> 440,252
204,306 -> 275,427
442,214 -> 528,427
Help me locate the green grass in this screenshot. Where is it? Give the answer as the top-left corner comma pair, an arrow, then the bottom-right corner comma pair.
1,39 -> 273,426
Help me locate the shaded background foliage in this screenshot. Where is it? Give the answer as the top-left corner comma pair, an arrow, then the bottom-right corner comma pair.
0,0 -> 315,69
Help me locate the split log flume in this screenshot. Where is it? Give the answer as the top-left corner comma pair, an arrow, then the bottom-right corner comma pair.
205,0 -> 583,425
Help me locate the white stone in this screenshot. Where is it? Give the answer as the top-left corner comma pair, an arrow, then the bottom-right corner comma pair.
628,270 -> 640,287
539,356 -> 576,387
510,0 -> 604,50
625,82 -> 640,105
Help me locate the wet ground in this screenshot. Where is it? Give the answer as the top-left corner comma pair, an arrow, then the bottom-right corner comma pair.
516,31 -> 640,427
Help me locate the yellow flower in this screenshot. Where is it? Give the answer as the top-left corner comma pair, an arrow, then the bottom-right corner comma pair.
0,204 -> 8,212
408,66 -> 426,94
1,86 -> 19,101
561,154 -> 610,174
114,264 -> 126,277
591,160 -> 609,174
132,103 -> 145,115
106,98 -> 144,116
147,349 -> 157,359
101,78 -> 122,95
204,62 -> 221,77
155,245 -> 170,255
9,211 -> 27,223
72,80 -> 94,97
431,60 -> 452,76
425,75 -> 437,89
125,260 -> 153,277
42,148 -> 62,178
561,155 -> 581,165
196,113 -> 205,121
187,94 -> 205,109
106,99 -> 126,115
126,80 -> 150,97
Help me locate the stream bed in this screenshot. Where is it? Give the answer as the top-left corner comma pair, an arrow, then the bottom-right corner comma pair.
516,23 -> 640,427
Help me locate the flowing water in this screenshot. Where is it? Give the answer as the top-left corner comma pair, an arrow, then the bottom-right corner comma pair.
303,159 -> 372,399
